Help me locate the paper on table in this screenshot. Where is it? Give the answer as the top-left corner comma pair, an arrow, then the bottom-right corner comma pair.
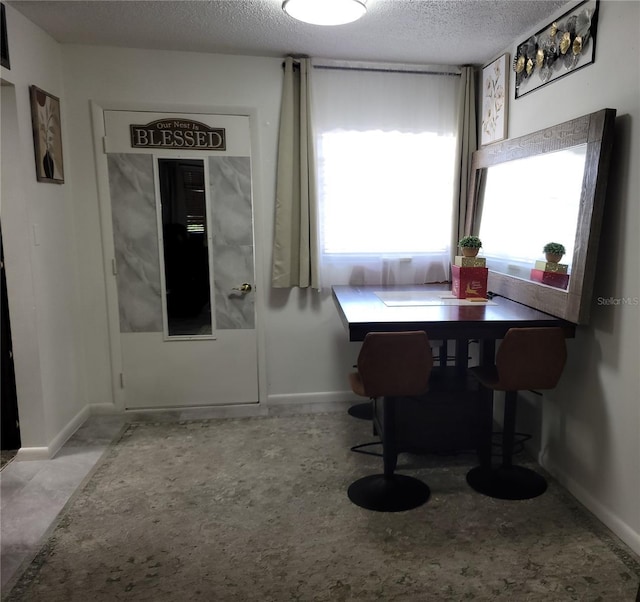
374,291 -> 496,307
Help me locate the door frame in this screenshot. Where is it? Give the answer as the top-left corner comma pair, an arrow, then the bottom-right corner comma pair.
1,223 -> 21,450
90,100 -> 268,411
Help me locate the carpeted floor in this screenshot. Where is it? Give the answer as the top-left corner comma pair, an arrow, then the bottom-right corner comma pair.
3,412 -> 640,601
0,451 -> 18,471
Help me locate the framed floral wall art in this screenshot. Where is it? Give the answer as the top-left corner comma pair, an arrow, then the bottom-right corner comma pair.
481,53 -> 509,146
29,85 -> 64,183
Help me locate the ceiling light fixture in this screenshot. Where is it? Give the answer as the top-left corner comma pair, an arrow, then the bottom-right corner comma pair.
282,0 -> 366,26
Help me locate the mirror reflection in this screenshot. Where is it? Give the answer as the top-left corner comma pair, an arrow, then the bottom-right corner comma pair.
158,158 -> 213,337
477,144 -> 587,285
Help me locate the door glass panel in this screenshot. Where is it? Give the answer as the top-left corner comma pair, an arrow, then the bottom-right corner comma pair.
158,158 -> 213,337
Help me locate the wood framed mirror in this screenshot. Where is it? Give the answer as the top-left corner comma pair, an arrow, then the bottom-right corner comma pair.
465,108 -> 616,325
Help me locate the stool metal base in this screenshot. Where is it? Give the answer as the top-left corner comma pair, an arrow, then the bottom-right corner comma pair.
348,474 -> 430,512
466,465 -> 548,500
348,401 -> 373,420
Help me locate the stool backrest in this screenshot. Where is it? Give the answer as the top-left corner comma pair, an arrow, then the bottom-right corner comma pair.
496,327 -> 567,391
356,331 -> 433,398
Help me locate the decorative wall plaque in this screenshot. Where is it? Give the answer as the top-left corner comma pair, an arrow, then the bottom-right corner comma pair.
130,119 -> 226,150
514,0 -> 599,99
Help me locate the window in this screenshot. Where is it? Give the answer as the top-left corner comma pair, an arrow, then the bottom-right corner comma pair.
158,159 -> 213,337
312,64 -> 460,286
319,130 -> 455,254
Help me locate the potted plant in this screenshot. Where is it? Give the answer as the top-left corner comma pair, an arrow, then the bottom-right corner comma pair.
543,242 -> 565,263
458,235 -> 483,257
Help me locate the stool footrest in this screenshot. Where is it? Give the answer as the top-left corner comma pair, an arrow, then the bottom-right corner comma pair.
491,431 -> 532,456
350,441 -> 382,457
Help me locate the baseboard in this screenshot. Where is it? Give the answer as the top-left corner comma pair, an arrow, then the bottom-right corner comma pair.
125,403 -> 269,421
14,405 -> 90,461
267,391 -> 360,406
89,402 -> 121,415
13,446 -> 51,461
541,454 -> 640,557
89,393 -> 359,421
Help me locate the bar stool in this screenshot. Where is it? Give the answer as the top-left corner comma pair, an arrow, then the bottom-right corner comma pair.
466,327 -> 567,500
347,330 -> 434,512
347,338 -> 450,461
347,339 -> 448,422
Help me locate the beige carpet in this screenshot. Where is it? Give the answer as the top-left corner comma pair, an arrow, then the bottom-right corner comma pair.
3,412 -> 640,601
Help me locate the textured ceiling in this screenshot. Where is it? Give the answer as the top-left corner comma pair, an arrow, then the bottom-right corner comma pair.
9,0 -> 571,66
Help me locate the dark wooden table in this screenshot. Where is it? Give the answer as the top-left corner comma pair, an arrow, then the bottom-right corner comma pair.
333,284 -> 575,366
333,284 -> 575,455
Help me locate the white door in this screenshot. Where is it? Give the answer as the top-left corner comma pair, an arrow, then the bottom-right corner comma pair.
103,110 -> 258,409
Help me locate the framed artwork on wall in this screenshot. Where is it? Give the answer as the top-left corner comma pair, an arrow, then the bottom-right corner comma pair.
481,53 -> 509,146
1,3 -> 9,69
514,0 -> 599,99
29,85 -> 65,184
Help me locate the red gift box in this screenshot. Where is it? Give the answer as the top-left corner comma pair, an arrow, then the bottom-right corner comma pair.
451,265 -> 488,299
530,268 -> 570,290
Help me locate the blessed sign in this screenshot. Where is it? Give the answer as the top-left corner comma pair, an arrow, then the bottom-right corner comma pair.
130,119 -> 226,150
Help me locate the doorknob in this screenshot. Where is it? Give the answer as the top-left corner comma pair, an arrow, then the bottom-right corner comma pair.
232,283 -> 252,294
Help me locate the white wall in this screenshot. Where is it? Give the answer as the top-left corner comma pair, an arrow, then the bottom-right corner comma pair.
1,6 -> 87,456
498,0 -> 640,554
60,44 -> 361,413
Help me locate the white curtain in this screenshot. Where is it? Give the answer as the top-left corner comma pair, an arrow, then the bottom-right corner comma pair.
271,57 -> 320,289
311,62 -> 461,287
454,66 -> 477,250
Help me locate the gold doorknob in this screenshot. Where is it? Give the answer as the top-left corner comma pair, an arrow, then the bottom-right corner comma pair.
232,283 -> 252,294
